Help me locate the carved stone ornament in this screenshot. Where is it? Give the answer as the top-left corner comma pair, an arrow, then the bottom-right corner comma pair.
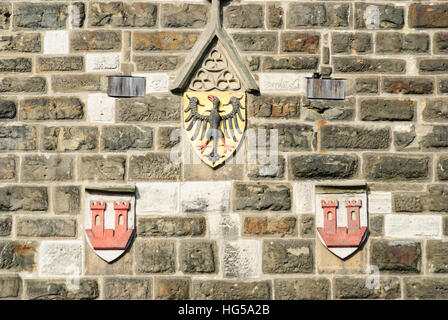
84,185 -> 135,263
315,183 -> 369,259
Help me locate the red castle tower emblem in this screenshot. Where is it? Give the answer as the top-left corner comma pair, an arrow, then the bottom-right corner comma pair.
317,199 -> 367,247
85,201 -> 134,250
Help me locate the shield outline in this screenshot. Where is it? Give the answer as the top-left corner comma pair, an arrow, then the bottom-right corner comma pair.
183,91 -> 247,168
315,193 -> 369,259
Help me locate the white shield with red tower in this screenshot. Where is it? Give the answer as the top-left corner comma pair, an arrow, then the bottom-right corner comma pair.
315,186 -> 369,259
84,186 -> 135,263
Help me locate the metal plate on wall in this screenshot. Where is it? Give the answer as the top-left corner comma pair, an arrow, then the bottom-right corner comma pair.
307,78 -> 345,100
108,76 -> 146,98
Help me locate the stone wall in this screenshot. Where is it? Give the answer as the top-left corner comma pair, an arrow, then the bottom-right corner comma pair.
1,0 -> 448,300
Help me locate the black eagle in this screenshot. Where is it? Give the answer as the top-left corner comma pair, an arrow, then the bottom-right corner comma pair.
185,94 -> 245,165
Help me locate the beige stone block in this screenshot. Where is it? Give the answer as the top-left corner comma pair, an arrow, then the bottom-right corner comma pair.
316,239 -> 367,274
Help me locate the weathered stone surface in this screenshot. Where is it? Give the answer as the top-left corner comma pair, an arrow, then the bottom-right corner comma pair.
444,217 -> 448,236
405,278 -> 448,299
20,98 -> 84,121
263,240 -> 313,273
333,57 -> 406,73
14,3 -> 67,30
0,126 -> 37,151
438,156 -> 448,181
158,126 -> 180,150
26,280 -> 98,300
71,31 -> 121,51
0,4 -> 10,30
287,3 -> 349,28
370,240 -> 422,273
181,181 -> 230,213
0,156 -> 16,181
134,55 -> 184,72
52,74 -> 105,93
332,33 -> 372,54
290,154 -> 358,180
223,240 -> 260,278
427,241 -> 448,273
0,33 -> 41,53
192,281 -> 271,300
364,154 -> 430,181
268,4 -> 283,29
129,153 -> 181,181
394,125 -> 418,152
208,214 -> 240,239
37,57 -> 84,72
224,5 -> 263,29
135,240 -> 176,274
17,218 -> 76,237
316,238 -> 367,274
303,98 -> 355,121
0,58 -> 31,73
427,185 -> 448,212
355,78 -> 378,94
248,95 -> 300,118
419,59 -> 448,74
409,4 -> 448,28
104,278 -> 152,300
234,183 -> 291,211
355,3 -> 404,29
180,241 -> 216,274
22,156 -> 73,182
117,95 -> 180,122
0,99 -> 16,119
244,217 -> 296,236
0,186 -> 47,212
233,33 -> 277,52
79,156 -> 125,181
376,33 -> 429,54
263,56 -> 318,71
247,156 -> 285,180
300,215 -> 315,237
320,125 -> 391,150
370,215 -> 384,237
334,277 -> 401,299
383,78 -> 433,95
71,2 -> 86,28
39,241 -> 82,276
162,4 -> 207,28
85,244 -> 133,275
0,275 -> 20,298
137,217 -> 205,237
156,278 -> 189,300
281,32 -> 320,54
393,193 -> 424,213
43,127 -> 97,152
136,182 -> 179,215
423,99 -> 448,122
385,214 -> 441,239
420,126 -> 448,150
53,186 -> 80,215
0,241 -> 36,271
89,2 -> 157,28
360,99 -> 415,121
434,33 -> 448,54
0,77 -> 46,93
102,126 -> 153,151
0,216 -> 12,236
133,32 -> 198,51
275,278 -> 330,300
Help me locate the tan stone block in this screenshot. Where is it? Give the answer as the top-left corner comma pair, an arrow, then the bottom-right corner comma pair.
84,240 -> 133,275
316,239 -> 367,274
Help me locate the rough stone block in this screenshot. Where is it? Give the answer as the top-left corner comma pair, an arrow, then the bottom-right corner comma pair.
134,55 -> 183,72
20,97 -> 84,121
409,4 -> 448,28
0,58 -> 32,73
290,154 -> 359,180
404,278 -> 448,299
376,33 -> 429,54
37,56 -> 84,72
281,32 -> 320,54
137,217 -> 205,237
427,241 -> 448,273
248,95 -> 300,118
14,3 -> 67,30
360,98 -> 415,121
363,154 -> 430,181
17,218 -> 76,237
332,33 -> 372,54
262,56 -> 318,71
303,98 -> 355,121
0,77 -> 46,93
85,244 -> 133,275
355,3 -> 404,29
38,241 -> 82,276
232,33 -> 278,52
0,216 -> 12,236
104,278 -> 152,300
222,240 -> 261,279
370,240 -> 422,273
89,2 -> 157,28
300,215 -> 315,238
0,186 -> 48,212
157,126 -> 181,150
268,4 -> 283,29
117,95 -> 180,122
385,214 -> 442,239
334,277 -> 401,299
208,214 -> 240,239
26,279 -> 98,300
129,153 -> 181,181
234,183 -> 291,211
0,33 -> 41,53
263,240 -> 313,273
162,4 -> 207,28
316,240 -> 366,274
181,181 -> 230,213
0,241 -> 36,271
287,3 -> 349,28
135,240 -> 176,274
79,155 -> 125,181
423,99 -> 448,122
224,4 -> 263,29
320,125 -> 391,150
156,278 -> 189,300
244,217 -> 296,236
438,155 -> 448,181
333,57 -> 406,73
71,31 -> 121,51
136,182 -> 179,215
274,278 -> 330,300
0,99 -> 17,120
0,275 -> 21,298
52,74 -> 105,93
42,127 -> 97,152
22,155 -> 73,182
0,156 -> 16,181
180,241 -> 217,273
382,78 -> 433,95
133,31 -> 198,51
192,281 -> 271,300
53,186 -> 80,215
102,126 -> 153,151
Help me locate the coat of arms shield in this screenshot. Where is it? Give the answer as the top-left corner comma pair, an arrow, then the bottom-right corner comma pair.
84,186 -> 135,263
183,91 -> 246,168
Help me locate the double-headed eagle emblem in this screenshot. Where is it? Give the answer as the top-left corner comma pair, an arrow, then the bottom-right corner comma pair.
183,92 -> 246,168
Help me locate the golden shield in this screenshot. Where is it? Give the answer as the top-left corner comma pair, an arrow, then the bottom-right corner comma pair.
183,91 -> 246,168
